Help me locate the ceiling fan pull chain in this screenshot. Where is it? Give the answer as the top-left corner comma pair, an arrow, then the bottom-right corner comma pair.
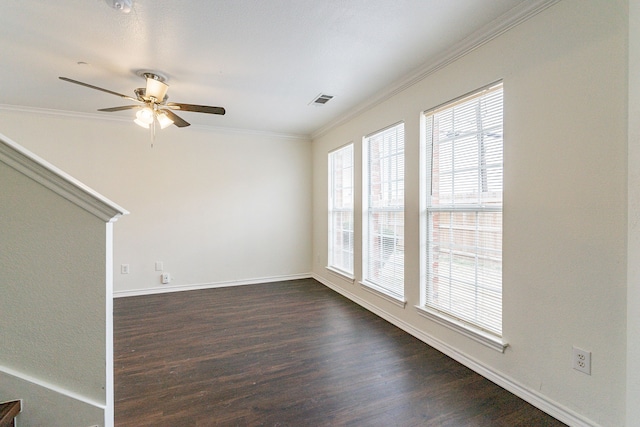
150,119 -> 156,148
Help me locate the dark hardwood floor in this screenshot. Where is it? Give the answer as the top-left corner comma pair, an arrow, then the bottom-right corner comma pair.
114,278 -> 566,426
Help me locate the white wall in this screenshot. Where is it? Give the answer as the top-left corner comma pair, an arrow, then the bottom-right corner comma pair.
0,112 -> 312,294
628,0 -> 640,424
0,161 -> 107,397
312,1 -> 627,425
0,135 -> 124,426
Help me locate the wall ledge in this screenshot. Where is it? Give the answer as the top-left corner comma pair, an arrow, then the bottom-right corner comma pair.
0,365 -> 105,410
0,132 -> 128,222
0,366 -> 106,426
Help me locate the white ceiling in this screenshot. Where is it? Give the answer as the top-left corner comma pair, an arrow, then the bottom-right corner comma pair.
0,0 -> 546,137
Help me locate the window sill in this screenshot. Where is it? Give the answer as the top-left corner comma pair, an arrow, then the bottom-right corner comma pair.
359,281 -> 407,308
415,306 -> 508,353
325,266 -> 355,283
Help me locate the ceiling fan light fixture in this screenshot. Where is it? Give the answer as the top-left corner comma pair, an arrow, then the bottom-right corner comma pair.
156,111 -> 174,129
146,78 -> 169,101
134,107 -> 154,128
134,118 -> 150,129
59,75 -> 225,134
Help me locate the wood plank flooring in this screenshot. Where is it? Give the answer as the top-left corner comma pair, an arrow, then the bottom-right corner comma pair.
114,278 -> 566,426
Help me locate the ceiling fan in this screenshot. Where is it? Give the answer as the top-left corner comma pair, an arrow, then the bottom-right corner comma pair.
58,71 -> 225,130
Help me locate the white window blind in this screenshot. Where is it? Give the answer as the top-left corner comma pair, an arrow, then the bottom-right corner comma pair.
363,123 -> 404,299
328,144 -> 354,275
424,82 -> 503,337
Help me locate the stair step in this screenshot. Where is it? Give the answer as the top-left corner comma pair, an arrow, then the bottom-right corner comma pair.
0,400 -> 21,427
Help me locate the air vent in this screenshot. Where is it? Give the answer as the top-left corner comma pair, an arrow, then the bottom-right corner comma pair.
310,94 -> 334,106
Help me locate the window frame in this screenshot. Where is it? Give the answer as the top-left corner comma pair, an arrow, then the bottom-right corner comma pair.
418,82 -> 507,352
361,122 -> 406,304
327,143 -> 355,279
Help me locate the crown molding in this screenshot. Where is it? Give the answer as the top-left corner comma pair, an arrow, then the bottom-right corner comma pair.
311,0 -> 561,140
0,104 -> 311,142
0,132 -> 128,222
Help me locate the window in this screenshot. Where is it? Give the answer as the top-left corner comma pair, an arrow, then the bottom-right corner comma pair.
363,123 -> 405,300
422,82 -> 503,344
328,144 -> 354,276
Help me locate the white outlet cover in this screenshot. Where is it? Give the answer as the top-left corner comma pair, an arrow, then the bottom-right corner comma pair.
572,346 -> 591,375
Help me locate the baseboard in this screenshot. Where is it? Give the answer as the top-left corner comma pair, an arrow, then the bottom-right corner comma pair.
312,273 -> 599,427
113,273 -> 313,298
0,365 -> 106,426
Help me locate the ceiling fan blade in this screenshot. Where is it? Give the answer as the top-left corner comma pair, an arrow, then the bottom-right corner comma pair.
162,109 -> 191,127
98,105 -> 142,112
59,77 -> 138,102
166,102 -> 226,115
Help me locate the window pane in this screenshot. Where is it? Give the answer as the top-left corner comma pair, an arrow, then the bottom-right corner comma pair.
366,210 -> 404,297
328,144 -> 354,275
426,211 -> 502,335
424,83 -> 503,337
364,124 -> 405,299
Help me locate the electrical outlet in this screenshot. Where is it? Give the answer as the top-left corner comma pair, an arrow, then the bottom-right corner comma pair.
161,272 -> 171,284
121,264 -> 129,274
572,346 -> 591,375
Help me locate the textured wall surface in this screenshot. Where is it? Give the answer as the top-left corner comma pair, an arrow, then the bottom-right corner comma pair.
0,161 -> 107,399
0,116 -> 312,294
628,0 -> 640,424
0,147 -> 117,425
312,1 -> 627,425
